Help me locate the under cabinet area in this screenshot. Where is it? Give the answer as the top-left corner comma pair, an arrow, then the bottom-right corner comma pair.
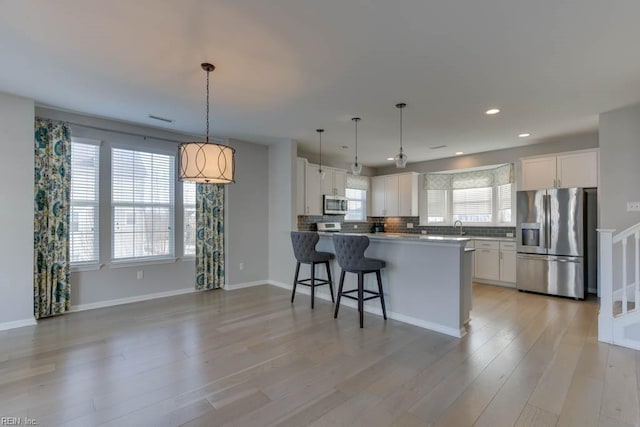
472,239 -> 516,287
371,172 -> 419,217
520,149 -> 598,190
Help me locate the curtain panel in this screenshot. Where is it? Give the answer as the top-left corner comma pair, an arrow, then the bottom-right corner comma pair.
346,174 -> 370,190
195,183 -> 225,290
424,163 -> 514,190
33,118 -> 72,319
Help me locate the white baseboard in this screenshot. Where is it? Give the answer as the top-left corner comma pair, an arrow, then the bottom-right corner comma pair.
224,280 -> 268,291
265,280 -> 465,338
0,317 -> 37,331
71,287 -> 197,312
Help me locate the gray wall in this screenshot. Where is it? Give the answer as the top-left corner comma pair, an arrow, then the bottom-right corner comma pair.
36,107 -> 269,307
599,103 -> 640,231
375,132 -> 599,176
0,92 -> 35,325
268,139 -> 297,285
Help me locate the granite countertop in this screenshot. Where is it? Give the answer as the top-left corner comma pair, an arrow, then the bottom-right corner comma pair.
317,231 -> 470,246
316,231 -> 516,243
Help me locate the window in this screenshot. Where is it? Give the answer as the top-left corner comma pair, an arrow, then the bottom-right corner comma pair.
497,183 -> 513,223
111,148 -> 175,261
345,188 -> 366,221
70,140 -> 100,264
427,189 -> 447,223
452,187 -> 493,223
183,181 -> 196,256
422,164 -> 514,226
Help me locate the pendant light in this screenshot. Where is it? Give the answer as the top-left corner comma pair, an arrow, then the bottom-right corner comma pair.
394,102 -> 408,168
179,63 -> 235,184
351,117 -> 362,175
317,129 -> 326,180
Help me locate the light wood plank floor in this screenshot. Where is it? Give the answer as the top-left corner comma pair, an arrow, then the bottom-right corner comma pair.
1,284 -> 639,427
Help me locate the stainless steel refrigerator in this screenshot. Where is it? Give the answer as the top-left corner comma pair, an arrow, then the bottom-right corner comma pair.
516,188 -> 597,299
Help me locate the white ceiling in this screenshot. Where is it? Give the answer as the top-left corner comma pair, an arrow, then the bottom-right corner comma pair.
2,0 -> 640,167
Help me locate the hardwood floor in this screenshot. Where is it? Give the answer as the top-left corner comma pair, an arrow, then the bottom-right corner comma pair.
1,283 -> 639,426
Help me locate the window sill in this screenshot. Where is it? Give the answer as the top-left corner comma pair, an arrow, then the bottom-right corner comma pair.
71,263 -> 104,272
109,257 -> 178,269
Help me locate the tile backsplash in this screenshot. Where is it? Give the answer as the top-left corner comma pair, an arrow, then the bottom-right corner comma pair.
297,215 -> 515,238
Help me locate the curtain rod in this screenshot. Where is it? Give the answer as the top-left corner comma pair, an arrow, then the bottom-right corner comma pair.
37,116 -> 214,144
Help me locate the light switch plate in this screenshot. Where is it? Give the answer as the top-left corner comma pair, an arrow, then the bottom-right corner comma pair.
406,223 -> 414,229
627,201 -> 640,212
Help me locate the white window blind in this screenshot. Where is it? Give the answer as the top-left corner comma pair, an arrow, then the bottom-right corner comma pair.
498,183 -> 512,223
452,187 -> 493,223
345,188 -> 366,221
183,181 -> 196,256
70,141 -> 100,264
111,148 -> 175,261
427,189 -> 447,223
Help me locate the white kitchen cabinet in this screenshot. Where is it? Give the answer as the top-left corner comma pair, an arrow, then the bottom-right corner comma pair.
321,167 -> 347,197
371,175 -> 398,216
296,157 -> 306,215
304,163 -> 322,215
474,241 -> 500,281
398,173 -> 419,216
499,241 -> 517,284
371,172 -> 418,217
521,157 -> 557,190
556,151 -> 598,188
520,149 -> 599,190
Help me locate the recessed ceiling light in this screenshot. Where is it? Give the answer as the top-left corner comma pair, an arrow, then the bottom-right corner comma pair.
387,157 -> 394,161
485,108 -> 500,115
518,133 -> 531,138
455,151 -> 464,155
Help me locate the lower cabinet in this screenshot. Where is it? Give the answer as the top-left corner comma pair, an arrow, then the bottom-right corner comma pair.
473,240 -> 516,287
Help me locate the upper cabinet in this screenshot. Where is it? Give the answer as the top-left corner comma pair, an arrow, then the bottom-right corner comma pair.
297,158 -> 349,216
520,149 -> 598,191
371,172 -> 419,217
322,168 -> 346,197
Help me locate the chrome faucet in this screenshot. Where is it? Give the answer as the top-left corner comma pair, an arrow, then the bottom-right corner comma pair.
453,220 -> 465,236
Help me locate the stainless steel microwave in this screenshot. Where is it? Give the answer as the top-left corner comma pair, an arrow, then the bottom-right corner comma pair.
323,195 -> 348,215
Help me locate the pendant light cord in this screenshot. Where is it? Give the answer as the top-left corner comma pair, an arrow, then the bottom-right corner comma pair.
355,119 -> 358,164
205,69 -> 210,143
399,106 -> 403,154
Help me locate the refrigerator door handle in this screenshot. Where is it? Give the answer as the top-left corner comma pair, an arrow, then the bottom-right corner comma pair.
545,194 -> 552,249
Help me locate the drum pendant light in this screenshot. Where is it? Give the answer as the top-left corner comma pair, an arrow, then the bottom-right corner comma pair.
317,129 -> 326,180
179,63 -> 235,184
394,102 -> 408,168
351,117 -> 362,175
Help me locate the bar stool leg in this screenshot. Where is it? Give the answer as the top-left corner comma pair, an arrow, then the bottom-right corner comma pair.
376,270 -> 387,320
310,262 -> 316,309
291,261 -> 300,303
325,261 -> 335,303
358,272 -> 364,328
334,270 -> 345,318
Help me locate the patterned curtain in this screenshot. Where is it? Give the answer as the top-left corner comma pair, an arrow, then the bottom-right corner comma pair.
424,163 -> 514,190
195,183 -> 225,290
33,118 -> 71,319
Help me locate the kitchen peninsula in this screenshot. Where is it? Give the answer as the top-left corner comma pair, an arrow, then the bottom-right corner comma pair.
314,232 -> 473,337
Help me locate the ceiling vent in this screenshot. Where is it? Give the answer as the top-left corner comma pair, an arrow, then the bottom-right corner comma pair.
430,144 -> 447,149
148,114 -> 175,123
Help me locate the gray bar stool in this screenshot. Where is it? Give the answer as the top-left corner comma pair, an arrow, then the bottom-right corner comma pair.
332,234 -> 387,328
290,231 -> 335,308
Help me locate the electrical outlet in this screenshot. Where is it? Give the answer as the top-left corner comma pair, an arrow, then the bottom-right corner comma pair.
406,223 -> 414,229
354,224 -> 358,229
239,262 -> 245,271
137,270 -> 143,280
506,232 -> 514,237
421,230 -> 427,235
627,201 -> 640,212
